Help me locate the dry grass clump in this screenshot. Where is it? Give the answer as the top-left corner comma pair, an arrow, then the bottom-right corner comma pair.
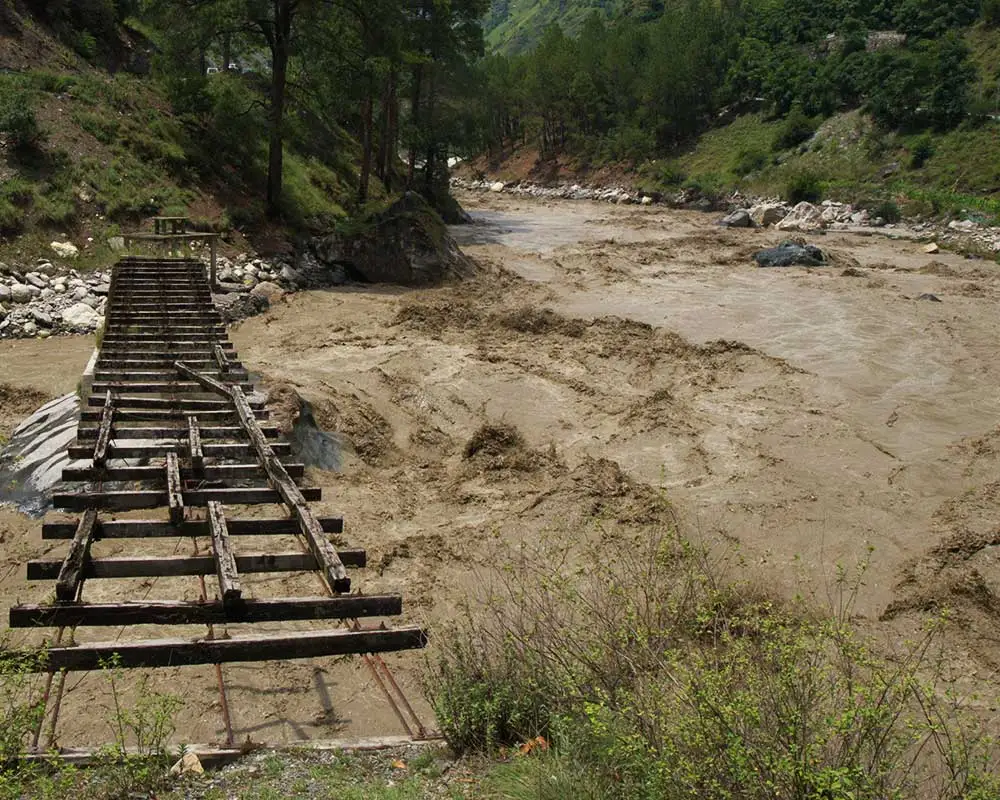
462,422 -> 546,472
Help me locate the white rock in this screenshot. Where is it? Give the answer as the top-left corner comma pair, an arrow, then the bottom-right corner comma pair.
25,273 -> 49,289
22,321 -> 37,336
640,196 -> 653,206
50,241 -> 79,258
35,262 -> 56,275
0,285 -> 10,302
61,302 -> 101,330
170,751 -> 204,777
948,219 -> 977,233
775,202 -> 827,232
923,242 -> 940,254
10,284 -> 31,303
749,203 -> 789,227
489,181 -> 505,192
40,288 -> 54,299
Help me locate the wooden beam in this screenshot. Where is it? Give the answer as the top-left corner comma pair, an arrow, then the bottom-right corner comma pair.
93,391 -> 113,467
10,595 -> 403,628
166,451 -> 183,524
53,486 -> 320,511
28,550 -> 365,580
76,425 -> 279,441
79,408 -> 268,422
68,441 -> 288,459
62,463 -> 302,482
213,344 -> 231,377
16,626 -> 427,671
188,415 -> 203,475
54,509 -> 97,603
86,395 -> 260,409
90,381 -> 253,394
176,361 -> 350,594
208,501 -> 240,603
42,516 -> 346,540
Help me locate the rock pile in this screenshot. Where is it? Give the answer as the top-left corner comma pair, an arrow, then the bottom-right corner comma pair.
0,261 -> 108,340
455,177 -> 1000,251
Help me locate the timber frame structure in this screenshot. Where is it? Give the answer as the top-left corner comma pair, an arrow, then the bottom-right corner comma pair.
7,256 -> 426,712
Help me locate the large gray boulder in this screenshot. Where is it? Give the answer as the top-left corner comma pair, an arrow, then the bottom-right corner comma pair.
754,242 -> 827,267
720,209 -> 754,228
311,192 -> 476,287
61,302 -> 101,330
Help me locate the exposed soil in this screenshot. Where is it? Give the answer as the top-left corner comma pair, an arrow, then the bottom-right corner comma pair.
2,191 -> 1000,747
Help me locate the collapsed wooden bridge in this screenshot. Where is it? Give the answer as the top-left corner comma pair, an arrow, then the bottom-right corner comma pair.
7,255 -> 426,728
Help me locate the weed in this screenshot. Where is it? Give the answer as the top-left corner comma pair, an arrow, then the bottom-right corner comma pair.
773,104 -> 819,152
911,133 -> 937,169
732,147 -> 768,176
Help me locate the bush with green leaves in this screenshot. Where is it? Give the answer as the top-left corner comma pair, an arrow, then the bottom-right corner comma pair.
910,134 -> 936,168
732,147 -> 768,176
0,77 -> 42,150
772,105 -> 819,152
427,527 -> 1000,800
785,170 -> 823,204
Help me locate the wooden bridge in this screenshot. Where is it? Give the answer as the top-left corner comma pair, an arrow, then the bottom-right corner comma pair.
7,254 -> 427,744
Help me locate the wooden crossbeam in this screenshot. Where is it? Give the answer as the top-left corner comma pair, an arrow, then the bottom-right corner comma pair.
176,361 -> 351,593
93,391 -> 113,467
208,501 -> 240,602
62,463 -> 303,482
166,451 -> 183,524
54,509 -> 97,603
42,516 -> 345,540
53,486 -> 321,511
10,594 -> 403,628
68,441 -> 288,459
76,425 -> 279,441
15,626 -> 428,671
80,408 -> 268,422
90,381 -> 253,394
188,415 -> 203,474
86,395 -> 260,409
28,550 -> 364,580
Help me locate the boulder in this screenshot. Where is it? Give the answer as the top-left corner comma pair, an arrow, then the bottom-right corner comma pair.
40,288 -> 54,299
720,209 -> 754,228
61,302 -> 101,330
0,285 -> 10,302
10,284 -> 31,303
311,192 -> 476,287
775,202 -> 826,232
22,321 -> 37,336
251,281 -> 284,305
490,181 -> 505,192
25,273 -> 48,289
30,310 -> 53,328
753,242 -> 827,268
50,241 -> 79,258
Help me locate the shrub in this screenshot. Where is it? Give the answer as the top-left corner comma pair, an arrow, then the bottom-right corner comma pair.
986,0 -> 1000,26
865,198 -> 902,223
0,199 -> 24,235
427,528 -> 1000,800
785,170 -> 823,203
910,134 -> 936,168
731,147 -> 768,176
772,104 -> 819,152
0,77 -> 42,150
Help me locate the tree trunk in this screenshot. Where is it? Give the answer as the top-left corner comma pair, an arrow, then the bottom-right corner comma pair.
358,85 -> 373,204
266,0 -> 291,217
407,62 -> 422,187
377,69 -> 397,191
423,65 -> 436,196
222,33 -> 231,71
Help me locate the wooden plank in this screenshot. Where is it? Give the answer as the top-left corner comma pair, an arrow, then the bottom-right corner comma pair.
176,362 -> 350,593
53,485 -> 320,511
10,595 -> 402,628
86,395 -> 259,409
76,425 -> 279,440
54,509 -> 97,603
28,550 -> 364,580
188,415 -> 203,475
62,463 -> 303,482
213,344 -> 231,376
90,382 -> 253,394
93,391 -> 113,467
208,501 -> 240,602
80,408 -> 268,422
166,451 -> 183,524
42,516 -> 346,540
68,441 -> 288,459
17,626 -> 427,671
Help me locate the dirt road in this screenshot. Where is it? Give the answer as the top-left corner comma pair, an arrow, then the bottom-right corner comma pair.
3,190 -> 1000,746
